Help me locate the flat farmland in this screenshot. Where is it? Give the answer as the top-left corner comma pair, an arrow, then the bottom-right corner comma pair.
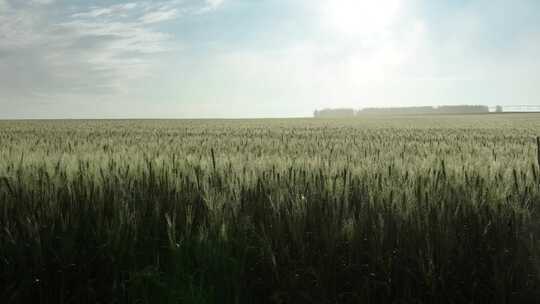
1,114 -> 540,303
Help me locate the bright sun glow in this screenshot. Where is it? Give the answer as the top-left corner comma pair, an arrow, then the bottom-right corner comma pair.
321,0 -> 402,37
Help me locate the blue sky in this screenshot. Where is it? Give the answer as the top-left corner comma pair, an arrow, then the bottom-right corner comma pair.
1,0 -> 539,118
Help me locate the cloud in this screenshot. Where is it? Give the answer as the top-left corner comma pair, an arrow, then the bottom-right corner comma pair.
32,0 -> 55,4
140,8 -> 179,24
1,0 -> 539,118
206,0 -> 224,10
320,0 -> 402,39
71,3 -> 139,19
0,0 -> 213,104
159,0 -> 540,118
196,0 -> 224,13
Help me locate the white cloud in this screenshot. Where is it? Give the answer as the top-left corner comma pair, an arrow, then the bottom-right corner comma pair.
0,1 -> 189,102
159,0 -> 540,118
197,0 -> 224,13
206,0 -> 224,10
140,8 -> 179,24
0,5 -> 46,50
72,3 -> 139,19
320,0 -> 402,39
0,0 -> 8,10
32,0 -> 55,4
1,0 -> 539,118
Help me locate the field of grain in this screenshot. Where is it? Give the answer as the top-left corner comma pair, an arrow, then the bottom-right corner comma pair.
1,114 -> 540,303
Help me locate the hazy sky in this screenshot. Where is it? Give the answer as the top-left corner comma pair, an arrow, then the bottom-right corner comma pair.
1,0 -> 539,118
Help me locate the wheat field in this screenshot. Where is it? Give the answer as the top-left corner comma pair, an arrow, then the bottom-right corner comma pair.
1,114 -> 540,303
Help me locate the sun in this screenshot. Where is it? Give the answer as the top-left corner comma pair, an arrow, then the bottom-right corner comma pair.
321,0 -> 402,37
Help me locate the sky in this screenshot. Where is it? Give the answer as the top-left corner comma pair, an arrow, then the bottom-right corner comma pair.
1,0 -> 539,118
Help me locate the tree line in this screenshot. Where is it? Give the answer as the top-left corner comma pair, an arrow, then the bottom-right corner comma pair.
314,105 -> 491,117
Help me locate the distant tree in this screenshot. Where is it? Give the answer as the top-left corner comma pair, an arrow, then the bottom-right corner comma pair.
322,105 -> 490,117
496,105 -> 503,113
436,105 -> 489,113
359,106 -> 435,115
314,108 -> 355,118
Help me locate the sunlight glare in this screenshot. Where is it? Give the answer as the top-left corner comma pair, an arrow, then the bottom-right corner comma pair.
321,0 -> 402,37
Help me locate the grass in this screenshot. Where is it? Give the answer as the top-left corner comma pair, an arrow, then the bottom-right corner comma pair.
1,114 -> 540,303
